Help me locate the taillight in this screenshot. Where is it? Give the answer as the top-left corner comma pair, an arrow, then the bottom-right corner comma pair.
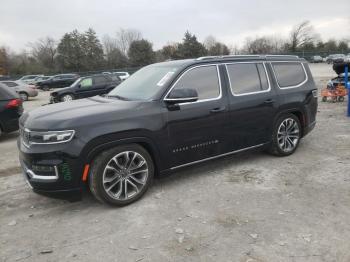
5,99 -> 22,109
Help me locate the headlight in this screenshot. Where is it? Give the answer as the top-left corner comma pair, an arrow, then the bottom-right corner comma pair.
21,129 -> 75,147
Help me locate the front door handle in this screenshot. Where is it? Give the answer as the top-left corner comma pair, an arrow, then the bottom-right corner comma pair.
210,107 -> 226,113
264,99 -> 275,104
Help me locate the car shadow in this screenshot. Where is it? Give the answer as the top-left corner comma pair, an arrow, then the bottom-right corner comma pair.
0,131 -> 19,142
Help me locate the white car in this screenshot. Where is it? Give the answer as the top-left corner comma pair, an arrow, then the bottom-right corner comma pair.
18,75 -> 43,84
112,72 -> 130,81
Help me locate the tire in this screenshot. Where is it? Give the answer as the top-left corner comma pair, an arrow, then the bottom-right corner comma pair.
322,96 -> 327,102
89,144 -> 154,206
19,92 -> 28,101
268,114 -> 301,157
42,85 -> 50,91
60,94 -> 74,102
338,96 -> 345,102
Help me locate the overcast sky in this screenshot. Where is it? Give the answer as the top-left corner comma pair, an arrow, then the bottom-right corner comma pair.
0,0 -> 349,51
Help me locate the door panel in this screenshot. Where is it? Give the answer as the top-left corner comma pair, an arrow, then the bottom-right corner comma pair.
164,64 -> 229,167
224,62 -> 278,152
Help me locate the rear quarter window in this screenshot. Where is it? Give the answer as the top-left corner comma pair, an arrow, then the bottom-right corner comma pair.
271,62 -> 307,88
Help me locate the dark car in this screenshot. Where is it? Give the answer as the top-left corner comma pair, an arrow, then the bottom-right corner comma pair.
0,83 -> 23,137
50,74 -> 122,103
18,55 -> 317,206
36,74 -> 79,91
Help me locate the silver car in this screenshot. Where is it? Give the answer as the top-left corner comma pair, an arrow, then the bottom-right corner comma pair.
18,75 -> 43,84
0,81 -> 38,101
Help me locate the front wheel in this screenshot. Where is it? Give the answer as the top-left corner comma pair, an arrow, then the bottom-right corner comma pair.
61,94 -> 74,102
89,144 -> 154,206
268,114 -> 301,156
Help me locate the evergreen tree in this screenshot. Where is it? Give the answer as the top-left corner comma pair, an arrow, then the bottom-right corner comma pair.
128,39 -> 155,67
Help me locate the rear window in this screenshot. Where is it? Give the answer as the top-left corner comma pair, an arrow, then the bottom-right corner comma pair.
272,62 -> 306,88
226,63 -> 269,95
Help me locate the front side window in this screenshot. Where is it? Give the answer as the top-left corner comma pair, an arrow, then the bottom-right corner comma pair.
226,63 -> 269,95
170,65 -> 220,101
272,62 -> 306,88
80,78 -> 93,88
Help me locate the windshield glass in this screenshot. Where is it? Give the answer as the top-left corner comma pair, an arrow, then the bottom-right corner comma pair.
70,78 -> 82,87
108,65 -> 179,100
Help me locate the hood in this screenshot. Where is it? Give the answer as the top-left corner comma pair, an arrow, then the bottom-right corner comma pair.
20,96 -> 145,130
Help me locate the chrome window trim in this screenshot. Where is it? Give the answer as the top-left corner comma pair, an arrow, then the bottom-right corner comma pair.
270,61 -> 308,89
163,64 -> 222,105
225,62 -> 271,97
21,128 -> 75,148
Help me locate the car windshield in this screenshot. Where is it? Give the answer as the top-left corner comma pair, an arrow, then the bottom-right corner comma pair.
108,65 -> 180,100
70,78 -> 82,87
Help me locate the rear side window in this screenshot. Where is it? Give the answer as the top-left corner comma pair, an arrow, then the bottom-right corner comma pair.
3,82 -> 18,87
271,62 -> 306,88
171,65 -> 220,101
94,76 -> 107,85
226,63 -> 269,95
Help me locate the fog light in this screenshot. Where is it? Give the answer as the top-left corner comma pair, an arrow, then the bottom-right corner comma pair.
32,165 -> 55,172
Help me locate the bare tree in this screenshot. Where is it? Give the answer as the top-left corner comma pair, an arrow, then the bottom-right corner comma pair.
289,21 -> 318,52
203,35 -> 217,50
115,29 -> 142,56
29,37 -> 57,70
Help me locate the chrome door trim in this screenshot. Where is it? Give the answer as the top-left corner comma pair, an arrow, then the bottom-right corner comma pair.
170,143 -> 266,170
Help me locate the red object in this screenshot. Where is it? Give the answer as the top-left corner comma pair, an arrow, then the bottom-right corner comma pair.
82,164 -> 90,181
5,99 -> 22,109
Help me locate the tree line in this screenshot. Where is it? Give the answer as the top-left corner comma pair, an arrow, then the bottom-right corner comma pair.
0,20 -> 349,76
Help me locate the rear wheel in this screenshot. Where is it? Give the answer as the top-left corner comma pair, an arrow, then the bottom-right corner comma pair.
89,144 -> 154,206
42,85 -> 50,91
19,92 -> 28,101
268,114 -> 301,156
338,96 -> 345,102
61,94 -> 74,102
322,96 -> 327,102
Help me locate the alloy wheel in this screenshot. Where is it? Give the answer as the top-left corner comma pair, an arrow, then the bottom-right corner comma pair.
277,118 -> 300,153
102,151 -> 149,200
62,94 -> 73,102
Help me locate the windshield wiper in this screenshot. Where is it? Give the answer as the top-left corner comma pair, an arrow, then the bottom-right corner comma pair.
106,95 -> 130,101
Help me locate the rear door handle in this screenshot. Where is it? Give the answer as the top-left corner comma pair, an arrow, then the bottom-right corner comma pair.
210,107 -> 226,113
264,99 -> 275,104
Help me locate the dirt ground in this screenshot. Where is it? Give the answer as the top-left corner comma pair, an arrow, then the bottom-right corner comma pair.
1,63 -> 350,262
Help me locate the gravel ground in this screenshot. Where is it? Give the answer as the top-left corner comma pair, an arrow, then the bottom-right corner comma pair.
1,63 -> 350,262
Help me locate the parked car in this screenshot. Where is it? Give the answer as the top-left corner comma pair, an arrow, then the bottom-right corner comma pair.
326,54 -> 345,64
50,74 -> 122,103
18,55 -> 317,206
29,76 -> 52,85
18,75 -> 43,84
310,55 -> 323,63
36,74 -> 80,90
0,81 -> 38,101
0,83 -> 23,137
112,71 -> 130,80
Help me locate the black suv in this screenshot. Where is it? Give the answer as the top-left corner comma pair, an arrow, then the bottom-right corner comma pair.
36,74 -> 79,91
18,55 -> 317,206
50,74 -> 121,103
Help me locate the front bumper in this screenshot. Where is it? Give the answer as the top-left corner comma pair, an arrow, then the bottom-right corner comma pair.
18,145 -> 85,196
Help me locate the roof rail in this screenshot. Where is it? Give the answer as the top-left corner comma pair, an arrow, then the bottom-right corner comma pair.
196,54 -> 299,61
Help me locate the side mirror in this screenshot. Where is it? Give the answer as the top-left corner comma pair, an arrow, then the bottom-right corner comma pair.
164,88 -> 198,104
